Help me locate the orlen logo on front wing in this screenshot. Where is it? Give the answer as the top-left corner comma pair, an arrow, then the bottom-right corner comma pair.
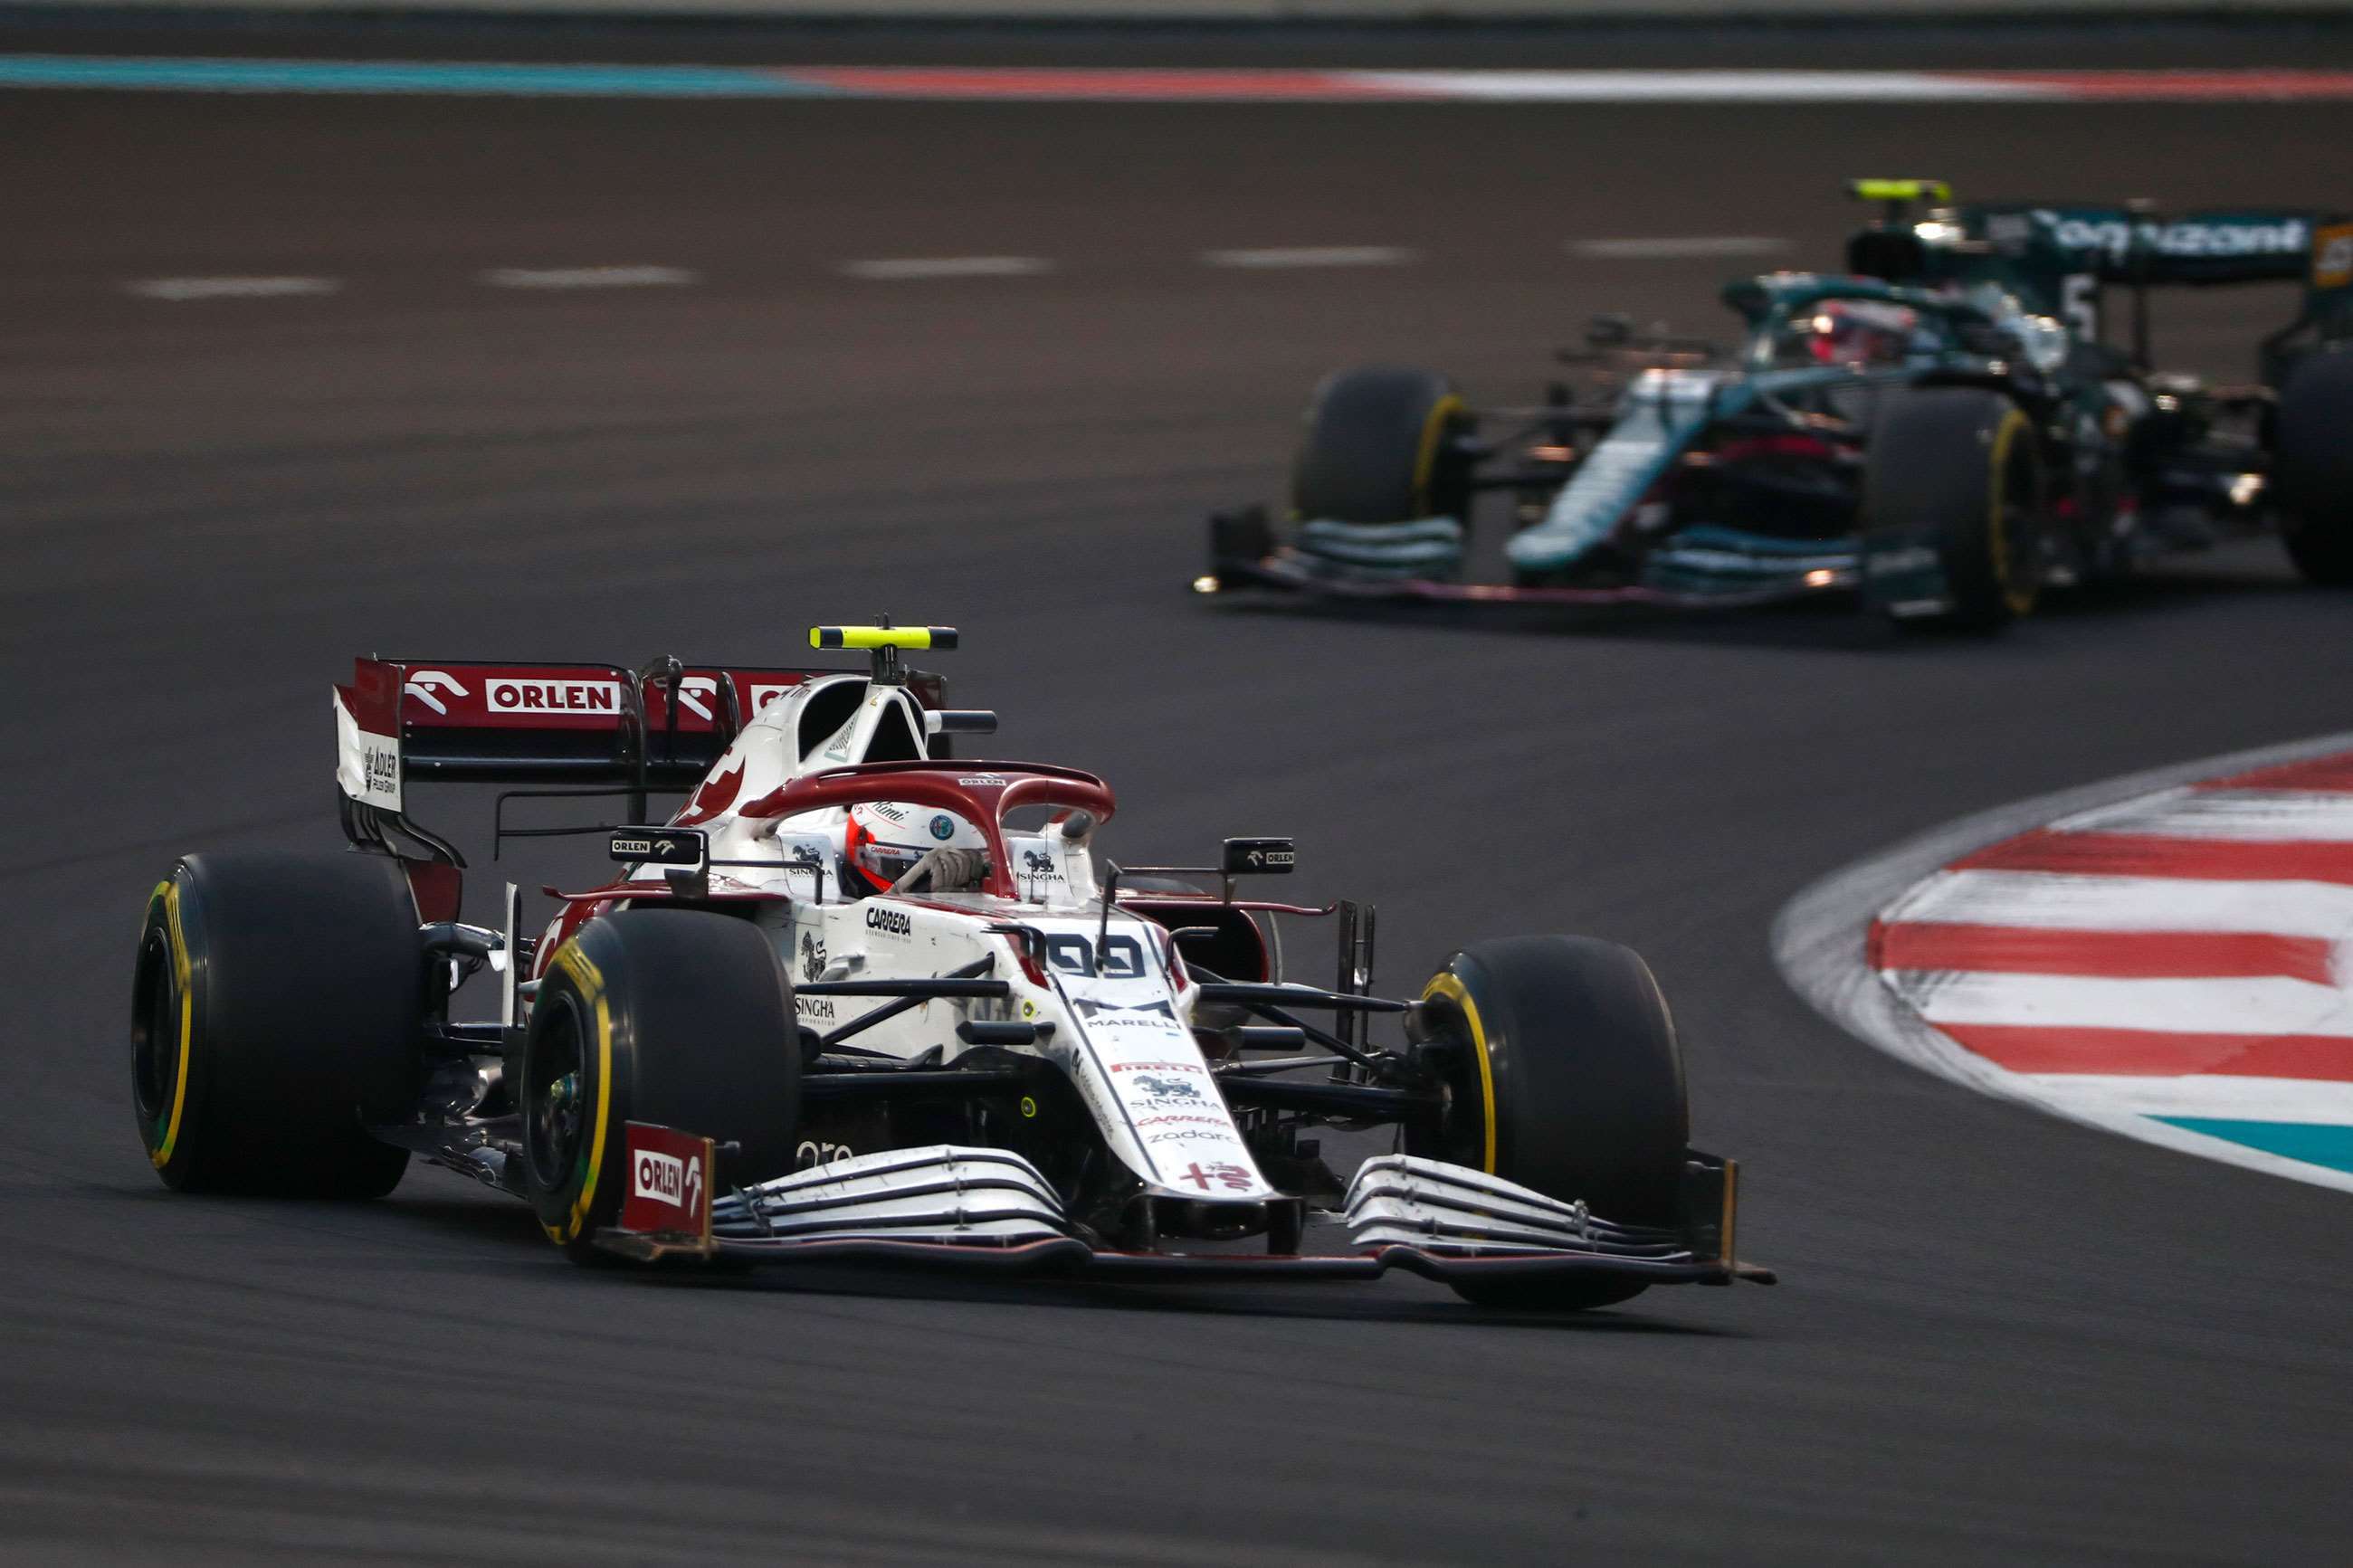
633,1146 -> 701,1208
486,679 -> 621,715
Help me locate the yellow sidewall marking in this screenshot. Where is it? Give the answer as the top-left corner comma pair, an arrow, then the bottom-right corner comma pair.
1987,408 -> 2037,616
1423,971 -> 1498,1175
1411,393 -> 1466,517
542,942 -> 614,1245
566,994 -> 614,1241
152,880 -> 194,1169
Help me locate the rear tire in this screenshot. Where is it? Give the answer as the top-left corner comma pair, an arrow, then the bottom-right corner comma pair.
1862,387 -> 2046,630
1291,366 -> 1473,526
1412,935 -> 1689,1310
131,852 -> 422,1197
519,911 -> 800,1262
2273,348 -> 2353,585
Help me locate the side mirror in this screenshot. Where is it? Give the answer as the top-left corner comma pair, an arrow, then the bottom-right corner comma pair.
1222,837 -> 1296,876
923,709 -> 997,736
611,826 -> 708,897
610,827 -> 705,868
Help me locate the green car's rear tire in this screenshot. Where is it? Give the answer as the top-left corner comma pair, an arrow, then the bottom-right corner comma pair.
1291,366 -> 1474,526
1862,387 -> 2047,631
131,852 -> 422,1197
519,910 -> 800,1262
2273,347 -> 2353,585
1411,935 -> 1690,1311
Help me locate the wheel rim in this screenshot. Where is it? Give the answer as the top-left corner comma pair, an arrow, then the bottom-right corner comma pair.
1411,984 -> 1497,1174
524,996 -> 588,1193
130,928 -> 178,1137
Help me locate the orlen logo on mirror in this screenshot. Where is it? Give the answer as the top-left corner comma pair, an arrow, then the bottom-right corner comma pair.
486,679 -> 621,714
633,1146 -> 700,1209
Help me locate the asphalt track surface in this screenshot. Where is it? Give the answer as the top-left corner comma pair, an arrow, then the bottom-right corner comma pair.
5,23 -> 2353,1565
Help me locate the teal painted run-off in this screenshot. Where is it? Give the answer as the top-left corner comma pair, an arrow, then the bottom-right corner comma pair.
0,54 -> 844,97
2156,1117 -> 2353,1176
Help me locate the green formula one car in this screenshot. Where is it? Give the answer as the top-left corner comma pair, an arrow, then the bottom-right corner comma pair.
1200,180 -> 2353,631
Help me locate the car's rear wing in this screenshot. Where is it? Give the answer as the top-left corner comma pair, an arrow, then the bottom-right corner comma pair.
332,654 -> 945,918
1956,203 -> 2352,290
1845,181 -> 2352,379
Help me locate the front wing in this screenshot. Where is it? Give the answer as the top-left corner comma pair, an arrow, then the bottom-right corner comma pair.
596,1125 -> 1776,1290
1204,538 -> 1856,613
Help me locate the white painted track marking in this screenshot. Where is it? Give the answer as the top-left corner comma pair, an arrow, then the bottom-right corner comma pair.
125,276 -> 339,300
2053,787 -> 2353,841
838,256 -> 1053,280
1885,870 -> 2353,939
2023,1074 -> 2353,1126
1568,236 -> 1792,261
480,265 -> 699,289
1887,971 -> 2353,1039
1201,246 -> 1415,269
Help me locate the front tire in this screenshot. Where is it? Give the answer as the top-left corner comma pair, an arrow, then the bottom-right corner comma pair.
1412,935 -> 1689,1310
131,852 -> 422,1197
1291,366 -> 1473,526
1862,387 -> 2047,630
2273,348 -> 2353,585
519,911 -> 800,1261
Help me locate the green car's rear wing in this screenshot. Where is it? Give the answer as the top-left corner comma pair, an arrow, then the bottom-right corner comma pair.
1958,204 -> 2347,288
1845,179 -> 2353,382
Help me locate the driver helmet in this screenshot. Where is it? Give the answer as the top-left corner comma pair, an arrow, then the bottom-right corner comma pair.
1780,299 -> 1920,367
843,802 -> 987,896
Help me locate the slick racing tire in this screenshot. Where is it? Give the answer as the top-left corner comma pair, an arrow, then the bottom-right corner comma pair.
131,852 -> 423,1197
2272,347 -> 2353,586
1290,366 -> 1474,527
1412,936 -> 1689,1311
1862,387 -> 2047,631
519,911 -> 800,1262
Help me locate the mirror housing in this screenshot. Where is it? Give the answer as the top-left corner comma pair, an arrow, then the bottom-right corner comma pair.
924,709 -> 997,736
1222,837 -> 1296,876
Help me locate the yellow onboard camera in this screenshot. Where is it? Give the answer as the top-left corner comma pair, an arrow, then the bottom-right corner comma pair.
809,622 -> 958,685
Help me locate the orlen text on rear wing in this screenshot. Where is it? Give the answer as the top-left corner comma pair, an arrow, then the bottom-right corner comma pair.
332,655 -> 946,920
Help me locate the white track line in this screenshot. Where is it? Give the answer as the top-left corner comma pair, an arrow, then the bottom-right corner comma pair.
2052,787 -> 2353,841
125,276 -> 339,301
1888,971 -> 2353,1039
1884,870 -> 2353,939
480,265 -> 698,290
2023,1074 -> 2353,1126
1201,246 -> 1415,270
838,256 -> 1053,281
1568,236 -> 1792,261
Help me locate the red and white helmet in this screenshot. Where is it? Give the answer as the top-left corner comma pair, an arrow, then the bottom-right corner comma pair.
843,801 -> 987,897
1778,299 -> 1920,367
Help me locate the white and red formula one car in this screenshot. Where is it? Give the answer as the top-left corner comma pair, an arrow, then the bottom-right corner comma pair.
131,624 -> 1770,1310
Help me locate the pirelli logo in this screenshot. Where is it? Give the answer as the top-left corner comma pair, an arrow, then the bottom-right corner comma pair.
2315,223 -> 2353,290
